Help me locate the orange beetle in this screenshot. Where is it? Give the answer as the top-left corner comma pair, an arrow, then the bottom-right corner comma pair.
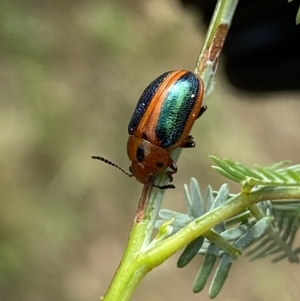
126,70 -> 206,187
92,70 -> 206,189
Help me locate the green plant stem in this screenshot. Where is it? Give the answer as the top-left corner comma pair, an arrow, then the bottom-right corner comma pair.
195,0 -> 239,97
103,184 -> 165,300
103,187 -> 300,300
144,187 -> 300,266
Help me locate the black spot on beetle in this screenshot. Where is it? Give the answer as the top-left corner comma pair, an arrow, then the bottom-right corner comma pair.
136,146 -> 145,162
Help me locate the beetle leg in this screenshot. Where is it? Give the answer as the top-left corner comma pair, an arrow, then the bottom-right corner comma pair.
179,106 -> 207,149
166,159 -> 177,182
179,135 -> 196,148
197,105 -> 207,119
166,171 -> 174,182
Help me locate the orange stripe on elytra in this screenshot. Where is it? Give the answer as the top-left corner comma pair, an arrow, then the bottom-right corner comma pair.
134,71 -> 185,142
145,71 -> 187,145
134,71 -> 186,142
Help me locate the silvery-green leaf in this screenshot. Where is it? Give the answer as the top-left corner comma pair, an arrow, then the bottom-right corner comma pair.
184,183 -> 193,217
210,184 -> 229,210
205,185 -> 214,211
209,253 -> 233,298
193,244 -> 218,293
234,217 -> 272,249
189,178 -> 205,217
221,222 -> 254,240
177,236 -> 204,268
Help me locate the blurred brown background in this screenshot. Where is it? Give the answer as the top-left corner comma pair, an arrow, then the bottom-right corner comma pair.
1,0 -> 300,300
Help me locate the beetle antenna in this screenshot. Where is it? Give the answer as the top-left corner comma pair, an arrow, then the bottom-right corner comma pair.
91,156 -> 134,178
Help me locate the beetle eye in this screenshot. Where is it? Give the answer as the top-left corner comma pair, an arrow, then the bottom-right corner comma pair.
136,145 -> 145,162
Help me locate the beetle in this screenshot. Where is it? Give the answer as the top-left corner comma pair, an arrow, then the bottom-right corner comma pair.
127,69 -> 206,186
92,70 -> 206,189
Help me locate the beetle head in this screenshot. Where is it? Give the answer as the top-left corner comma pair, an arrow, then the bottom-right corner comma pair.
127,136 -> 169,185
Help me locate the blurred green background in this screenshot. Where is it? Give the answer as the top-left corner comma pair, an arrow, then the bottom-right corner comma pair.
1,0 -> 300,300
